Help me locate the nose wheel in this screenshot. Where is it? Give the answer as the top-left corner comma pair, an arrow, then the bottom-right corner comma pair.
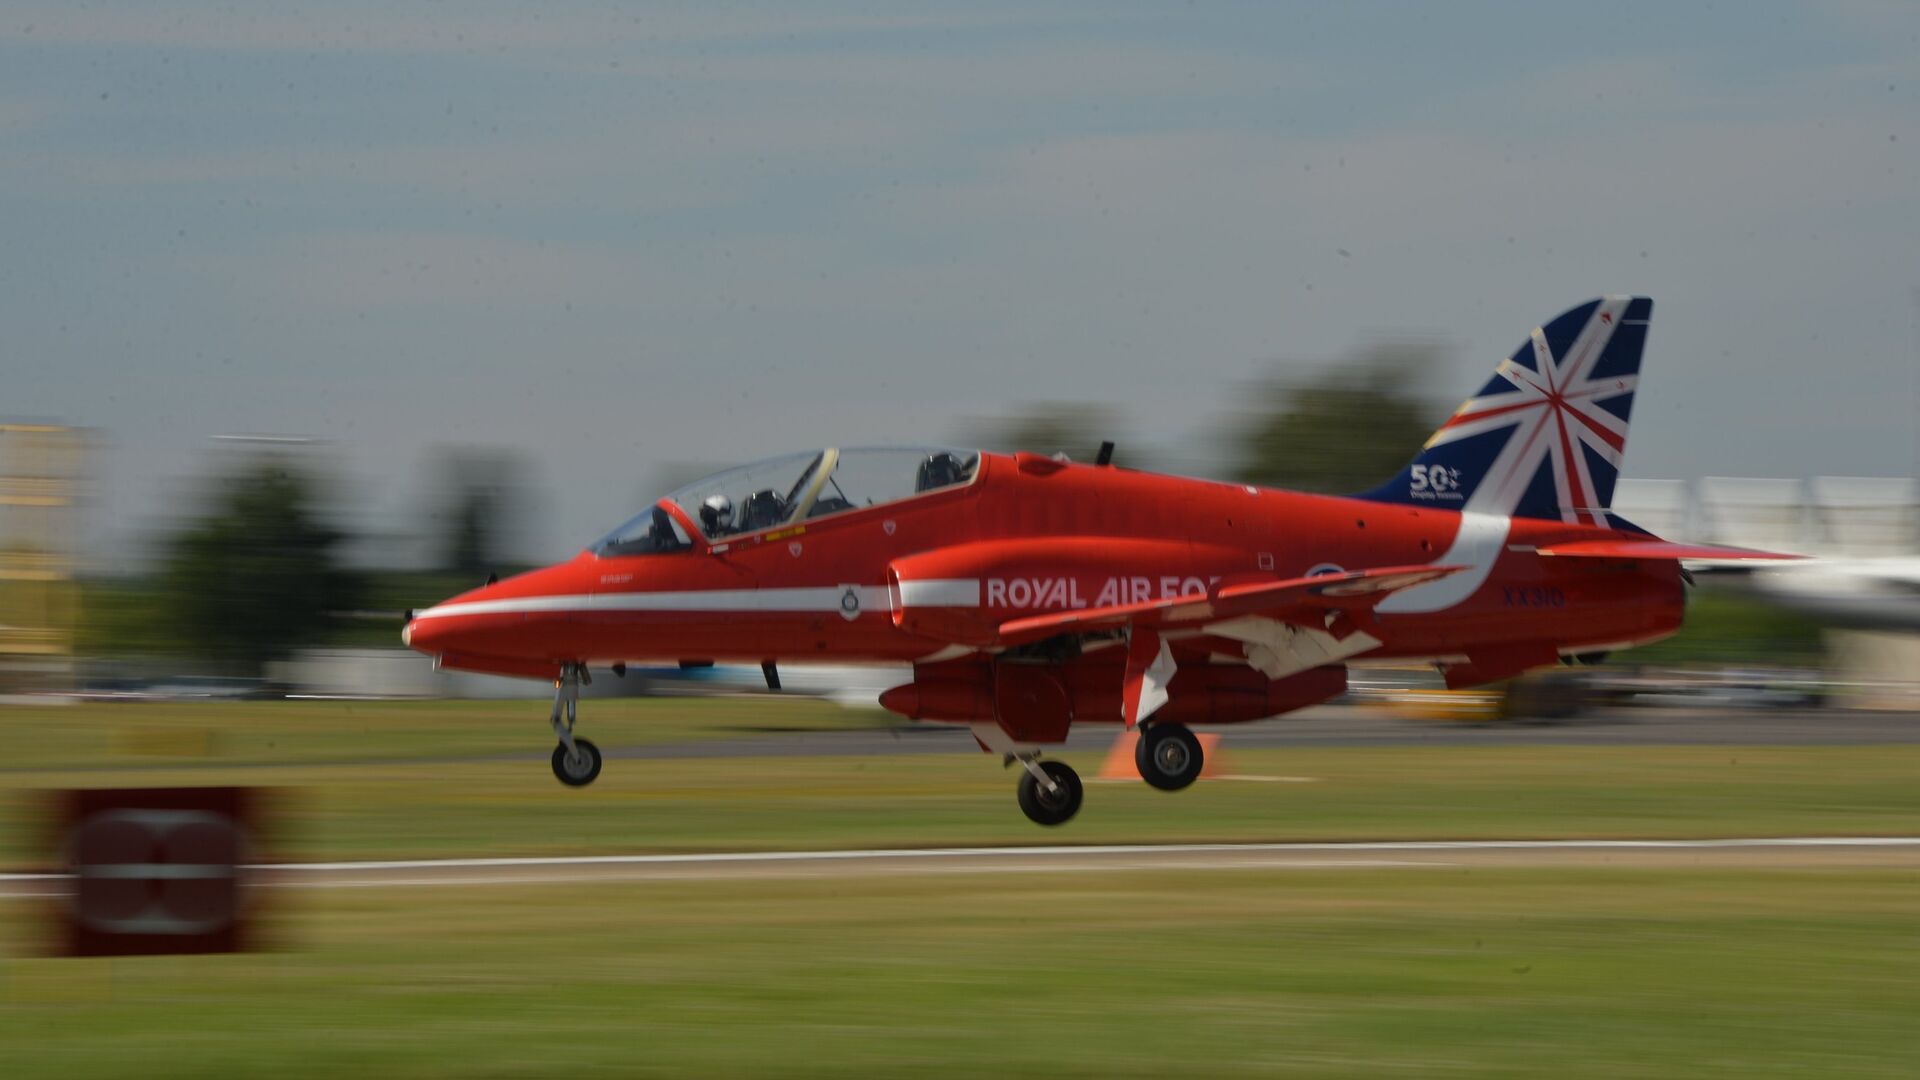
549,663 -> 602,787
1136,722 -> 1204,790
552,738 -> 603,786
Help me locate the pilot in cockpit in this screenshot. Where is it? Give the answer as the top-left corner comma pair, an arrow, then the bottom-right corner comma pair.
699,493 -> 735,537
740,489 -> 787,531
916,451 -> 967,492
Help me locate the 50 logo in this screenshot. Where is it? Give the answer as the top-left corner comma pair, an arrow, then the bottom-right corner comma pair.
1409,464 -> 1463,498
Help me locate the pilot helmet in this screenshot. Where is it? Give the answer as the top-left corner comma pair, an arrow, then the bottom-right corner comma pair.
699,493 -> 734,530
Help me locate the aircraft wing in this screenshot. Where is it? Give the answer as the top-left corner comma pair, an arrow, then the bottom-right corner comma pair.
996,564 -> 1464,647
1531,540 -> 1804,565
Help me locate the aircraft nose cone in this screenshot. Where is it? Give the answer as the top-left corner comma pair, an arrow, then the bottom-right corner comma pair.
402,583 -> 495,656
402,556 -> 592,661
401,606 -> 451,653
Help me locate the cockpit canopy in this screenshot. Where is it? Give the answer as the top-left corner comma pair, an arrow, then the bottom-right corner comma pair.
593,447 -> 979,556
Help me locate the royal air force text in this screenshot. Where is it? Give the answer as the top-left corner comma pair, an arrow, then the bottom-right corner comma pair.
984,576 -> 1217,610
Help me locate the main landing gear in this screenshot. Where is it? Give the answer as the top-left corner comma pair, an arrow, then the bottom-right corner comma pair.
1005,722 -> 1200,826
1014,756 -> 1083,827
549,663 -> 602,787
1135,722 -> 1204,791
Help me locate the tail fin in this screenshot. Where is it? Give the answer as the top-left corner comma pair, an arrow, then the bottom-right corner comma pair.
1359,296 -> 1651,526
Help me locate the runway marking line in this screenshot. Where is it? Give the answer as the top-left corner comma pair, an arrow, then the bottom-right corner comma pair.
244,859 -> 1454,890
5,836 -> 1919,886
258,835 -> 1920,873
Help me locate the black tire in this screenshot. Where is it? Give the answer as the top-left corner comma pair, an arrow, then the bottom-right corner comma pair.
1016,761 -> 1083,826
1135,723 -> 1204,791
551,738 -> 603,787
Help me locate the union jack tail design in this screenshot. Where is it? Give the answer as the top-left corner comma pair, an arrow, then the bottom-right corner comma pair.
1359,296 -> 1651,525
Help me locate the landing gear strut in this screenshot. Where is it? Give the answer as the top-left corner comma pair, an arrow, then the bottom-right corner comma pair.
549,663 -> 602,787
1136,722 -> 1203,790
968,723 -> 1084,826
1014,756 -> 1083,826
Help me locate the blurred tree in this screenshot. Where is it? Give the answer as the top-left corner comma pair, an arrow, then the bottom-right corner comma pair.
428,448 -> 531,576
160,456 -> 361,674
959,403 -> 1145,467
446,490 -> 492,576
1233,344 -> 1442,494
74,579 -> 174,659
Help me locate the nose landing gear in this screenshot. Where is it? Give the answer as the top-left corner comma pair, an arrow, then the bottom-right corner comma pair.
549,663 -> 603,787
552,738 -> 602,786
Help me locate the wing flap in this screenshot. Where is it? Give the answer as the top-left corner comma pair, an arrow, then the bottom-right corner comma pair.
996,564 -> 1464,646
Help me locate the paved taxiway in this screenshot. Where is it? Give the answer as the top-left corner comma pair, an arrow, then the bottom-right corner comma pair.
5,838 -> 1918,897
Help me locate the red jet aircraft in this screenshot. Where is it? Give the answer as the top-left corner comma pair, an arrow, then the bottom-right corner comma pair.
405,297 -> 1792,824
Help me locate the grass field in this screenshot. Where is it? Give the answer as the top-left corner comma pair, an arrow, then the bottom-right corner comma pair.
5,868 -> 1918,1078
4,698 -> 1919,1076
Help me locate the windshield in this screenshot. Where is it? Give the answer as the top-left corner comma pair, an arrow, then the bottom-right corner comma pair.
592,502 -> 695,556
590,447 -> 979,553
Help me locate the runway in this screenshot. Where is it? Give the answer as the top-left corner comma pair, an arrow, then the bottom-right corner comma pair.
6,837 -> 1918,897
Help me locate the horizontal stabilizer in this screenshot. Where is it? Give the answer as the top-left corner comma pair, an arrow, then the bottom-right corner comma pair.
1532,540 -> 1803,563
996,564 -> 1464,646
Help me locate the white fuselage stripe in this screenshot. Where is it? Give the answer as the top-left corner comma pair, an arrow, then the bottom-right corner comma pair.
897,578 -> 981,607
412,542 -> 1515,622
414,586 -> 899,620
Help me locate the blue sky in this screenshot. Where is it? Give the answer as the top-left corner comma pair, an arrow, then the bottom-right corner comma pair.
3,1 -> 1915,563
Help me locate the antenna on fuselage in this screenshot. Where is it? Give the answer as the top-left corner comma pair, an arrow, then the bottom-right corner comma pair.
1095,441 -> 1115,466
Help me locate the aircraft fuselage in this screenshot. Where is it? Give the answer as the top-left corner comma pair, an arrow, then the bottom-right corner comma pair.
405,450 -> 1684,682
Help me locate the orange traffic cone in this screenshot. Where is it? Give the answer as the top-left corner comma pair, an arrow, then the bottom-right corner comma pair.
1098,729 -> 1227,781
1097,730 -> 1139,779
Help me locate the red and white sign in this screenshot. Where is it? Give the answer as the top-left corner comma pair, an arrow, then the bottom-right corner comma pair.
57,787 -> 260,957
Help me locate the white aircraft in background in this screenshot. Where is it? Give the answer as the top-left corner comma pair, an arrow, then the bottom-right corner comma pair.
1742,558 -> 1920,631
1614,476 -> 1920,631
